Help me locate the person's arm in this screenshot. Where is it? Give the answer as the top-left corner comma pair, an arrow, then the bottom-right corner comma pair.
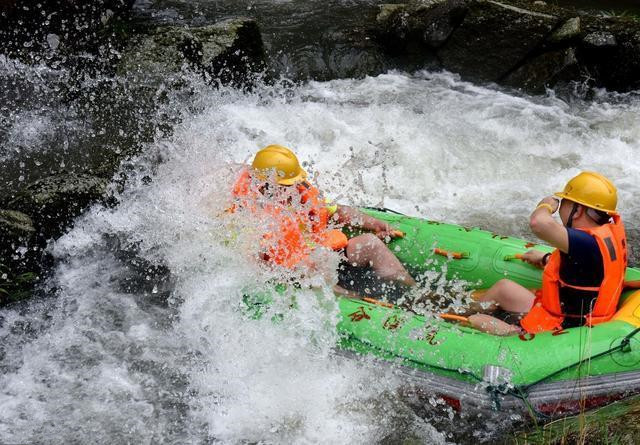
333,205 -> 399,239
529,196 -> 569,253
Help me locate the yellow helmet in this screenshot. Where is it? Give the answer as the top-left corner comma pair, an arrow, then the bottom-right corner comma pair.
554,171 -> 618,215
251,144 -> 307,185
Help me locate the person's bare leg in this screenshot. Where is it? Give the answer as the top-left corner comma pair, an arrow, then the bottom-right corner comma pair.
446,299 -> 497,316
468,314 -> 521,335
475,279 -> 536,313
333,284 -> 363,299
345,234 -> 416,286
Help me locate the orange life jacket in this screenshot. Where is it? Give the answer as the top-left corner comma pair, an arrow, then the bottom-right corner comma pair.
230,168 -> 348,267
520,215 -> 627,333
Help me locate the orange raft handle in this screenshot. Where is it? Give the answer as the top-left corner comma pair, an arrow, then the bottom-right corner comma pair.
434,248 -> 469,260
503,254 -> 524,261
362,297 -> 394,308
439,313 -> 470,324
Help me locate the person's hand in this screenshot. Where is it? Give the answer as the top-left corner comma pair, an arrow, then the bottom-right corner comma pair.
373,221 -> 404,242
521,250 -> 547,268
374,221 -> 394,240
536,196 -> 560,213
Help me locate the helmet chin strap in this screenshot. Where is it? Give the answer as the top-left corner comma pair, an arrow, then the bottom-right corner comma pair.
567,202 -> 579,228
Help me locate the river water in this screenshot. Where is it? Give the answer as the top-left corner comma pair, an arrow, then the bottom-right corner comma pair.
1,2 -> 640,444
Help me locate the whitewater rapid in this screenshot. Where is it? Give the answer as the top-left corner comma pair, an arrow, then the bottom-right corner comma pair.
1,70 -> 639,444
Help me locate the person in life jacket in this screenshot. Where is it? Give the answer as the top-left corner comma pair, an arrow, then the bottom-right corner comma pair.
467,171 -> 627,335
231,144 -> 416,290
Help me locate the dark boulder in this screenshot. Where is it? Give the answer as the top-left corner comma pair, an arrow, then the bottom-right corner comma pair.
117,18 -> 266,87
0,210 -> 38,305
372,0 -> 640,93
583,31 -> 617,48
375,0 -> 468,53
437,1 -> 560,82
0,210 -> 35,244
0,0 -> 134,59
577,27 -> 640,92
503,47 -> 580,94
0,210 -> 36,265
549,17 -> 581,43
8,173 -> 110,239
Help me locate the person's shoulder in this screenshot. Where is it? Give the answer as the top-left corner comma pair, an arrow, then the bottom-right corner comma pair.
567,228 -> 597,243
567,228 -> 599,256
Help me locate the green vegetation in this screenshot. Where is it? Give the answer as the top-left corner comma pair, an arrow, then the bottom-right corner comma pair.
513,395 -> 640,444
598,10 -> 640,20
0,263 -> 37,304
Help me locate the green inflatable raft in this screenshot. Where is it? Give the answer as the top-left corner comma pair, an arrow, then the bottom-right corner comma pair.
251,208 -> 640,418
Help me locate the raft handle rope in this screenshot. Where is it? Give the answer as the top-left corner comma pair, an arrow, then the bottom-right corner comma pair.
519,326 -> 640,394
399,353 -> 523,413
400,326 -> 640,416
368,327 -> 640,417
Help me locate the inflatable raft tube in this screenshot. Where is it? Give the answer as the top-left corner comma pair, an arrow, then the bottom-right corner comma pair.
245,208 -> 640,418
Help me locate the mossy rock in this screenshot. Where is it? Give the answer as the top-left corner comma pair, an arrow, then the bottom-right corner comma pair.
0,210 -> 35,242
117,18 -> 265,85
9,173 -> 109,238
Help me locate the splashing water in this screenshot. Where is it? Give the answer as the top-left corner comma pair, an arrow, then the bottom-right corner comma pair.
1,69 -> 639,443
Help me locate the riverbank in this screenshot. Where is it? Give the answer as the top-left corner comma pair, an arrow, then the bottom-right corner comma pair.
375,0 -> 640,95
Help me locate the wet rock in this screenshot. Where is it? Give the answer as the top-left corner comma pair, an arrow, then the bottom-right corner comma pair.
0,210 -> 38,305
422,0 -> 468,47
377,4 -> 406,24
0,210 -> 36,265
372,0 -> 640,93
8,173 -> 110,239
118,18 -> 265,86
375,0 -> 468,52
504,47 -> 580,94
583,31 -> 617,48
578,29 -> 640,92
549,17 -> 581,43
0,0 -> 134,59
0,210 -> 35,244
437,1 -> 560,82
